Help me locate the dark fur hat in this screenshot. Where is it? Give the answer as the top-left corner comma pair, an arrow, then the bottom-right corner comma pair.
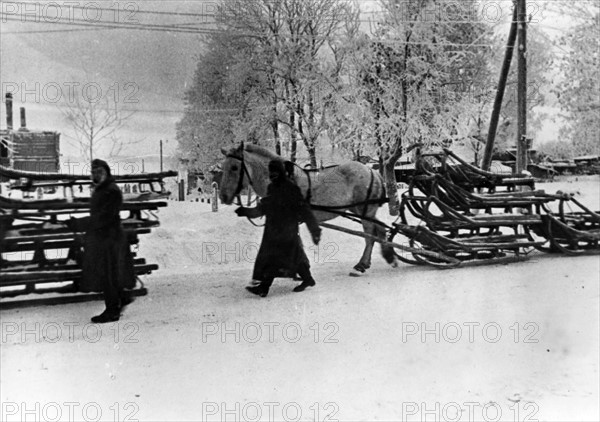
268,160 -> 286,175
91,159 -> 111,175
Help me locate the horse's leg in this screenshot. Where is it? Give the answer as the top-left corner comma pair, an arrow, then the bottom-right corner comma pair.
351,210 -> 398,276
350,219 -> 377,276
375,222 -> 398,267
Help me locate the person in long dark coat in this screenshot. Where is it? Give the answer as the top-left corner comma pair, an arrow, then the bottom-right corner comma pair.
235,160 -> 321,297
80,159 -> 135,323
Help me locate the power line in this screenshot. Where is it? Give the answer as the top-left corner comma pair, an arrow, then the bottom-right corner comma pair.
1,15 -> 501,47
2,1 -> 218,18
0,14 -> 221,34
1,26 -> 119,34
1,10 -> 574,48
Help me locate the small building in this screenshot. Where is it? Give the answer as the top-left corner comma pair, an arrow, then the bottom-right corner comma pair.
544,160 -> 578,175
177,158 -> 206,194
573,155 -> 600,166
492,148 -> 540,165
1,94 -> 60,180
573,155 -> 600,174
490,147 -> 559,179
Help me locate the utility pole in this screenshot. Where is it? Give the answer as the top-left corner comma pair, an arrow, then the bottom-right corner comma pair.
516,0 -> 528,175
160,139 -> 163,173
481,4 -> 518,171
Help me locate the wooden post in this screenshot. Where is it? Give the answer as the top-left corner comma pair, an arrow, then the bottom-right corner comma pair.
178,180 -> 185,201
211,182 -> 218,212
5,93 -> 13,130
481,4 -> 518,171
160,140 -> 163,173
516,0 -> 528,175
19,107 -> 26,129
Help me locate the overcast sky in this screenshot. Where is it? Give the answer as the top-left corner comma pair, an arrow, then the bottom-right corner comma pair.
0,1 -> 579,164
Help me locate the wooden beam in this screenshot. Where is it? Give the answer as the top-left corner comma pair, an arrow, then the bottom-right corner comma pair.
0,286 -> 148,308
516,0 -> 528,175
482,4 -> 518,171
0,164 -> 177,182
319,222 -> 460,264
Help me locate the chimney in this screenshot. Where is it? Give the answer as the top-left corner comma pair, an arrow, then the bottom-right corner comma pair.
20,107 -> 27,130
5,93 -> 13,130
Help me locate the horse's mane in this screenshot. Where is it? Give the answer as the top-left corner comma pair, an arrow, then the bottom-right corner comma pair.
244,144 -> 283,162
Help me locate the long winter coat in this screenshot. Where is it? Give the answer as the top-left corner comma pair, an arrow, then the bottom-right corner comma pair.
79,177 -> 135,293
251,178 -> 321,281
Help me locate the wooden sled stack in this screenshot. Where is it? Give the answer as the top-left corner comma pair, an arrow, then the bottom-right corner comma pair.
390,149 -> 600,267
0,164 -> 176,306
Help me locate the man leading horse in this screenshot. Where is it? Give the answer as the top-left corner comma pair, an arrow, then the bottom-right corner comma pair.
220,143 -> 398,277
235,160 -> 321,297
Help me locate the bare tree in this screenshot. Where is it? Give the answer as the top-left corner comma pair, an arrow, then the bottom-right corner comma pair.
61,94 -> 135,162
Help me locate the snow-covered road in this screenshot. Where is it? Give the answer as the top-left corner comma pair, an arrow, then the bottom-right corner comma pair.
2,177 -> 599,421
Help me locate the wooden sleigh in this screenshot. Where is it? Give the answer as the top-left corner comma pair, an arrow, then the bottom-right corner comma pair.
390,150 -> 600,266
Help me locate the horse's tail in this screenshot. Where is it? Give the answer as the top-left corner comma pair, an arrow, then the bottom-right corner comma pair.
375,169 -> 388,205
371,168 -> 397,265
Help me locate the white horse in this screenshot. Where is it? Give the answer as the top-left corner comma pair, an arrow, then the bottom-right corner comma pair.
219,143 -> 397,275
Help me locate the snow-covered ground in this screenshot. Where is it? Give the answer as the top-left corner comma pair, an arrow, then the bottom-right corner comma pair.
1,177 -> 599,422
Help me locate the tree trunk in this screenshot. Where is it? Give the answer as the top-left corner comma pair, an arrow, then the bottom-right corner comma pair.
291,138 -> 297,162
289,107 -> 297,162
271,115 -> 280,155
383,159 -> 400,216
306,138 -> 317,168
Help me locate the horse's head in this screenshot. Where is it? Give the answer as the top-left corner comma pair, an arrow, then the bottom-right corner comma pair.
218,144 -> 245,204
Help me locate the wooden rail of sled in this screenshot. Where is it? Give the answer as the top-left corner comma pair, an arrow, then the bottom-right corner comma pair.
404,195 -> 543,229
1,257 -> 150,274
0,262 -> 158,287
11,218 -> 159,234
319,221 -> 460,265
0,287 -> 148,309
1,231 -> 146,253
0,196 -> 168,211
0,164 -> 177,182
1,228 -> 151,249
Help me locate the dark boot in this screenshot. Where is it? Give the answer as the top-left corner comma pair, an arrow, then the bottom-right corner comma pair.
246,284 -> 269,297
120,296 -> 135,310
91,310 -> 120,323
293,279 -> 316,292
295,263 -> 316,292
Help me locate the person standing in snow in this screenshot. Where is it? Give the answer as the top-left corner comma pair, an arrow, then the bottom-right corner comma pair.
76,159 -> 135,322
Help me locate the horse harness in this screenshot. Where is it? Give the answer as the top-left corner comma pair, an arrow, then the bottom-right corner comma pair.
228,147 -> 388,224
295,163 -> 389,218
226,148 -> 264,226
